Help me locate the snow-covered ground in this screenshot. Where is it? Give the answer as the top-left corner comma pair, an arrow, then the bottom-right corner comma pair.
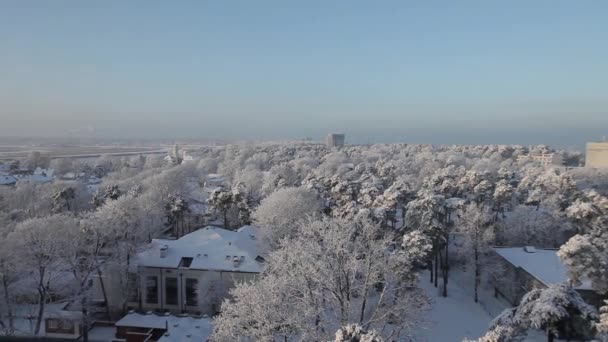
413,271 -> 494,342
414,269 -> 547,342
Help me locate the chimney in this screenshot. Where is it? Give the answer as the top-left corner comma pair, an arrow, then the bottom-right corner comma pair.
233,256 -> 241,267
160,245 -> 169,258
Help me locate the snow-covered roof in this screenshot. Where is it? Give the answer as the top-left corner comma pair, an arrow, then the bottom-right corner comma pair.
87,176 -> 102,184
136,226 -> 263,273
493,247 -> 592,290
116,312 -> 213,342
0,174 -> 17,185
34,167 -> 54,177
1,302 -> 82,320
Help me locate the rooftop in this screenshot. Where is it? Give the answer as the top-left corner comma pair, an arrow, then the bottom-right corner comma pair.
493,246 -> 592,290
135,225 -> 263,273
116,312 -> 213,342
0,174 -> 17,185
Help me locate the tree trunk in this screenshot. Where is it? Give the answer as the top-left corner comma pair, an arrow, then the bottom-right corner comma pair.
81,294 -> 89,342
96,267 -> 111,319
429,260 -> 434,283
442,242 -> 448,297
474,246 -> 479,303
547,329 -> 554,342
1,272 -> 14,334
434,249 -> 439,288
445,235 -> 449,285
223,210 -> 228,230
35,287 -> 45,335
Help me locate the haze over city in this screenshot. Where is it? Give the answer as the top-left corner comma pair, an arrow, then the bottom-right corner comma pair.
1,1 -> 607,147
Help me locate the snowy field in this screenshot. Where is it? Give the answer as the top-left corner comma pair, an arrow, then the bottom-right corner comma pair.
414,270 -> 548,342
413,271 -> 494,342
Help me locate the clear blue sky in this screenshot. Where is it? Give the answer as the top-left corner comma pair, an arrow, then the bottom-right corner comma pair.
1,1 -> 607,147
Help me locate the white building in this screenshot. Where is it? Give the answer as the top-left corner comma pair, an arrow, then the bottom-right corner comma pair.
516,153 -> 563,167
132,226 -> 263,315
585,141 -> 608,168
326,133 -> 345,148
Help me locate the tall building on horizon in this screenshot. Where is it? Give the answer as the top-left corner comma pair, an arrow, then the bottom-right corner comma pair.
585,140 -> 608,168
326,133 -> 345,148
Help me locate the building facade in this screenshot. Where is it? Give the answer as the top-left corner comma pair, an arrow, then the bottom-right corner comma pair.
516,153 -> 563,167
326,133 -> 345,148
585,142 -> 608,168
492,247 -> 602,308
131,226 -> 263,316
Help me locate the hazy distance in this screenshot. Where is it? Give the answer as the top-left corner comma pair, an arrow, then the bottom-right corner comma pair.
1,1 -> 607,148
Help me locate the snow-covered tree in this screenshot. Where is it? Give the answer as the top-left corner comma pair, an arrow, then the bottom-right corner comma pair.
0,223 -> 18,336
401,230 -> 433,269
58,220 -> 106,342
476,284 -> 598,342
513,284 -> 597,341
213,217 -> 427,341
492,179 -> 514,220
22,151 -> 50,170
7,214 -> 77,335
165,193 -> 189,238
458,204 -> 494,302
208,188 -> 235,229
333,324 -> 383,342
597,301 -> 608,341
405,192 -> 449,294
557,217 -> 608,294
51,187 -> 75,213
252,187 -> 322,250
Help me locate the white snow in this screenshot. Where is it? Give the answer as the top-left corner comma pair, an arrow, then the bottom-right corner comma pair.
493,247 -> 592,289
115,312 -> 213,342
87,325 -> 116,342
135,225 -> 263,273
413,271 -> 493,342
0,174 -> 17,185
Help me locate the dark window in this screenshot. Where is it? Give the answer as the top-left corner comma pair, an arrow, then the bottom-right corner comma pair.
165,277 -> 178,305
179,257 -> 193,268
185,278 -> 198,306
45,319 -> 75,334
145,276 -> 158,304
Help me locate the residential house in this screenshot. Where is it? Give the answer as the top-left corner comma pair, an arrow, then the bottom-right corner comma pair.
113,311 -> 213,342
492,246 -> 602,308
1,302 -> 83,340
131,226 -> 263,316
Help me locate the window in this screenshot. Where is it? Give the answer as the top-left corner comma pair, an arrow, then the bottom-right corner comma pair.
45,319 -> 75,334
145,276 -> 158,304
185,278 -> 198,306
165,277 -> 178,305
179,257 -> 193,268
47,319 -> 59,329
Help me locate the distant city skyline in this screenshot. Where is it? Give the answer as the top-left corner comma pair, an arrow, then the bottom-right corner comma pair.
1,1 -> 607,149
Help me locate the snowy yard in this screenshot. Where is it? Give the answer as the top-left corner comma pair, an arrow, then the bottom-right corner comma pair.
413,269 -> 548,342
413,271 -> 494,342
